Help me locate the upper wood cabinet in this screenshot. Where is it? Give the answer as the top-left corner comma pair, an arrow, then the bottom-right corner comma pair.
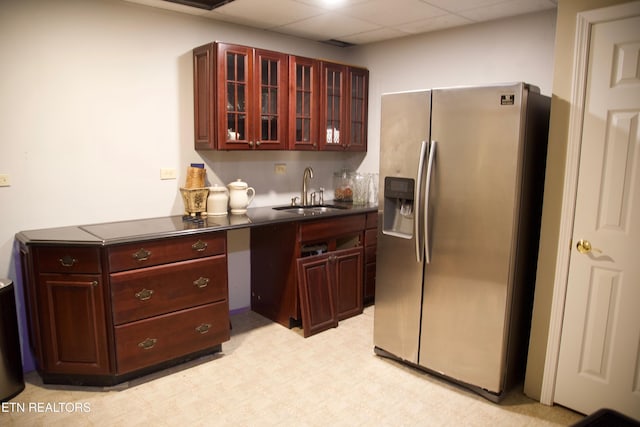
193,42 -> 368,152
319,62 -> 347,152
216,43 -> 288,150
193,43 -> 215,150
288,55 -> 320,150
347,66 -> 369,152
319,63 -> 369,152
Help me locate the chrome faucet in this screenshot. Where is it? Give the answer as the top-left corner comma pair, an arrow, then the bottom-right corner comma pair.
301,166 -> 314,206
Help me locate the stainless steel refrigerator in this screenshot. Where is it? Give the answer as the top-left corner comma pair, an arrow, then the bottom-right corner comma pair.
373,83 -> 550,402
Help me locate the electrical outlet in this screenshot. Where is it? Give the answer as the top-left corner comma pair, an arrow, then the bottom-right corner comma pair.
160,168 -> 177,180
275,164 -> 286,175
0,174 -> 10,187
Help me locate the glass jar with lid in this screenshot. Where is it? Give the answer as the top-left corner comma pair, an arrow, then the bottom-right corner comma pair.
333,169 -> 353,202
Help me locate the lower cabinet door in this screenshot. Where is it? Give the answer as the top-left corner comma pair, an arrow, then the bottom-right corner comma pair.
38,273 -> 110,375
114,301 -> 229,374
296,246 -> 363,337
335,247 -> 363,321
296,255 -> 337,338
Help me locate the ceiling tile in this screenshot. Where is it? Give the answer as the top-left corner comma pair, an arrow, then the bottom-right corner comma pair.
276,11 -> 379,41
395,13 -> 473,34
294,0 -> 373,11
204,0 -> 324,28
457,0 -> 556,21
420,0 -> 504,13
340,27 -> 411,45
342,0 -> 446,26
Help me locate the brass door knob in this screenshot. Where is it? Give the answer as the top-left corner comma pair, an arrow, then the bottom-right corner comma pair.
576,239 -> 592,254
576,239 -> 601,255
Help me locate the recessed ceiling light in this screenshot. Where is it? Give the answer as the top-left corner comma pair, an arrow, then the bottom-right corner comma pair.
322,0 -> 345,8
163,0 -> 234,10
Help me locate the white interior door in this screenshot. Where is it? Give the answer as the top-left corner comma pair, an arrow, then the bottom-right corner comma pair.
553,9 -> 640,419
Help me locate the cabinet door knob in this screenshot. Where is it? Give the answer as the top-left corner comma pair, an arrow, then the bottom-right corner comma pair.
58,255 -> 78,268
132,248 -> 151,261
193,277 -> 210,288
138,338 -> 157,350
255,140 -> 261,147
195,323 -> 211,334
192,240 -> 208,252
135,288 -> 154,301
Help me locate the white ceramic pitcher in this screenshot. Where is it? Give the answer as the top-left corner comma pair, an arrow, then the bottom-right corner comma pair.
206,184 -> 229,216
227,179 -> 255,214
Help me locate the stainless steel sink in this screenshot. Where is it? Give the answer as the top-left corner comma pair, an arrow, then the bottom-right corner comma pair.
273,204 -> 348,216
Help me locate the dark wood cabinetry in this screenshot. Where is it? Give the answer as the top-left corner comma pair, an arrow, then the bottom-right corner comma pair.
288,55 -> 320,150
297,246 -> 363,337
193,43 -> 215,150
347,66 -> 369,151
251,214 -> 365,337
193,42 -> 368,151
31,246 -> 110,375
193,42 -> 289,150
319,63 -> 369,152
19,231 -> 229,385
319,62 -> 347,151
37,272 -> 110,375
364,211 -> 378,304
18,209 -> 376,384
215,43 -> 288,150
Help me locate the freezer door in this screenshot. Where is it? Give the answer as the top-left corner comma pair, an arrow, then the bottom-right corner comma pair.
374,90 -> 431,364
418,83 -> 527,393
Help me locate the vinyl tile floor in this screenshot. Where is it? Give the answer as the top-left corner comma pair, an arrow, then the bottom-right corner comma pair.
3,306 -> 583,426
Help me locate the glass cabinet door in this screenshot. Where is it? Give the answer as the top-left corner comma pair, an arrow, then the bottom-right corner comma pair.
320,62 -> 347,151
217,43 -> 252,149
255,49 -> 287,149
347,67 -> 369,151
289,56 -> 319,150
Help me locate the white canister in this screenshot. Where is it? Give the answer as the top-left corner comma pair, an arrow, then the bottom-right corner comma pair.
227,179 -> 255,214
206,184 -> 229,216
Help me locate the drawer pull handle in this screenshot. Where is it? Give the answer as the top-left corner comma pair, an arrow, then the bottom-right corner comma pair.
195,323 -> 211,334
192,240 -> 208,252
132,248 -> 151,262
58,255 -> 78,267
138,338 -> 157,350
193,277 -> 210,288
135,288 -> 154,301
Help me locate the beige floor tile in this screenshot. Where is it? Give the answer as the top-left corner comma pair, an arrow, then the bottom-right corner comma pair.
2,307 -> 583,426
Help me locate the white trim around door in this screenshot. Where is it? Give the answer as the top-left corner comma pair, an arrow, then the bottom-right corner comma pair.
540,0 -> 640,406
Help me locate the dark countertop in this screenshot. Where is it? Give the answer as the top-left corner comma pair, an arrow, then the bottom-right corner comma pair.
16,202 -> 378,246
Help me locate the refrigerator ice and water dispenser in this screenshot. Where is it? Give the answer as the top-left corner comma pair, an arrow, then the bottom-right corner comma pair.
382,176 -> 414,238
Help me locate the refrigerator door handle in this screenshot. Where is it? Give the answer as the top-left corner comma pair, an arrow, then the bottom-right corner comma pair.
415,140 -> 429,263
424,140 -> 436,264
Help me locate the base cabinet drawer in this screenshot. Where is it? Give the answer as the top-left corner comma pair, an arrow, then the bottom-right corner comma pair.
34,246 -> 101,274
108,232 -> 226,272
111,255 -> 227,325
115,301 -> 229,374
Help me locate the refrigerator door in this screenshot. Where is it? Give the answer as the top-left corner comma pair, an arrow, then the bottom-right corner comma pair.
374,90 -> 431,364
418,83 -> 527,393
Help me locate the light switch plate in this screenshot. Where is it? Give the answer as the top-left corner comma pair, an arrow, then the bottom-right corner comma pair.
0,174 -> 10,187
274,164 -> 286,175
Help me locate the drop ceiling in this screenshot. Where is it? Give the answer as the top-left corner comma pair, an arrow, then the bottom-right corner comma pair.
124,0 -> 557,46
